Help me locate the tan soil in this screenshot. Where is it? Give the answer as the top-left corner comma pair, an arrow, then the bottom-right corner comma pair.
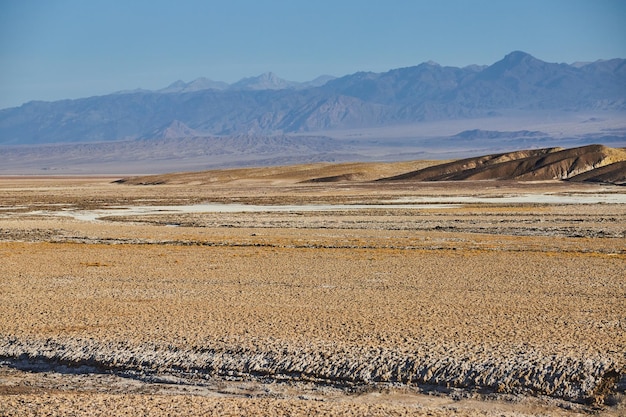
0,174 -> 624,416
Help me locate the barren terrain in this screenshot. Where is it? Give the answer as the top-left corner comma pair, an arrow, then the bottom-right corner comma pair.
0,161 -> 625,416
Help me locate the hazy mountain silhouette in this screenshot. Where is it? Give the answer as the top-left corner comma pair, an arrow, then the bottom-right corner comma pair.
158,78 -> 229,93
0,51 -> 624,144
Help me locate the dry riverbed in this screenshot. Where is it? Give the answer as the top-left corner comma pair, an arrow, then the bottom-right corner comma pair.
0,176 -> 624,416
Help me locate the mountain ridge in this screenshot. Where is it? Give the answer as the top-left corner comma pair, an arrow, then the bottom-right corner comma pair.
139,73 -> 338,95
0,51 -> 625,145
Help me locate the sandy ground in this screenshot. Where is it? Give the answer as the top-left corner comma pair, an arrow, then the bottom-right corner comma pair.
0,176 -> 624,416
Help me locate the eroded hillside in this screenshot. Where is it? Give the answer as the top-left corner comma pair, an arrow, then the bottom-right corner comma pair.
380,144 -> 626,184
116,145 -> 626,186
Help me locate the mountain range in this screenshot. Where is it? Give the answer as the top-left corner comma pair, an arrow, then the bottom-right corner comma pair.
1,51 -> 625,145
145,73 -> 336,94
1,51 -> 625,175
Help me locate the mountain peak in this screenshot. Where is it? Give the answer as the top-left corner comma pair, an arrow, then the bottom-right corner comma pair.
148,120 -> 201,139
159,78 -> 227,93
259,72 -> 278,80
160,80 -> 186,92
492,51 -> 545,70
479,51 -> 545,79
503,50 -> 535,63
230,72 -> 298,90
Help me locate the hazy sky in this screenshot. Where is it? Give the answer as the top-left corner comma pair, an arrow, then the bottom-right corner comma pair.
1,0 -> 625,109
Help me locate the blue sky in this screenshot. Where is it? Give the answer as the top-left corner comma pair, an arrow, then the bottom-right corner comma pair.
1,0 -> 625,109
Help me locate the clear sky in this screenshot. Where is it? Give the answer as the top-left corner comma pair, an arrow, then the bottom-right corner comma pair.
1,0 -> 625,109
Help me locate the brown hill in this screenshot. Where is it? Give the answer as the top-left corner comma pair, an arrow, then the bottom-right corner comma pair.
568,160 -> 626,185
380,144 -> 626,184
115,160 -> 445,185
115,145 -> 626,186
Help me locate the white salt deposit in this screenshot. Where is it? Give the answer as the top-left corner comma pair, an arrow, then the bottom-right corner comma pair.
19,192 -> 626,222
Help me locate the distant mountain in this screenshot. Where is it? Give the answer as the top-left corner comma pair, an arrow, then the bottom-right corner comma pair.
229,72 -> 299,90
0,51 -> 625,145
453,129 -> 547,140
299,75 -> 337,89
159,78 -> 229,93
145,120 -> 202,139
156,74 -> 336,94
0,134 -> 351,175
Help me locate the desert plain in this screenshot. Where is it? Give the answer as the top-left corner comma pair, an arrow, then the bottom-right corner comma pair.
0,159 -> 625,416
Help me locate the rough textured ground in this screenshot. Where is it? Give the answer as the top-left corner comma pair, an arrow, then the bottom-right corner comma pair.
0,173 -> 624,416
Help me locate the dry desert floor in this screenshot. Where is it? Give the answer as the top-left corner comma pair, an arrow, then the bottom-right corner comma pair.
0,169 -> 625,416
